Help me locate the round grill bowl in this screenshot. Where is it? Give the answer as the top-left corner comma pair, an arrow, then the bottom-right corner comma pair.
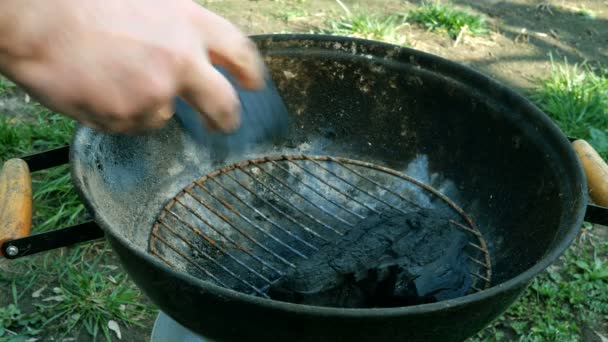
70,34 -> 586,342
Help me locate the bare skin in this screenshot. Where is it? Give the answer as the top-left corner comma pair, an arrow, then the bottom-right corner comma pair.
0,0 -> 265,134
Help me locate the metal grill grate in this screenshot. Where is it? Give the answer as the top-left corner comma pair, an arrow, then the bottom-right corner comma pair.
149,155 -> 492,300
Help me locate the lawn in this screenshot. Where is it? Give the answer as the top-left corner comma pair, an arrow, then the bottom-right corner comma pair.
0,0 -> 607,341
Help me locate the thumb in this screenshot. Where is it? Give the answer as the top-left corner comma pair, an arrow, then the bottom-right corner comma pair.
178,56 -> 241,133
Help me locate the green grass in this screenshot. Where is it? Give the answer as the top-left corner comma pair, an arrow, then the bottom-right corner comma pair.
0,108 -> 86,233
32,165 -> 87,233
1,244 -> 155,341
471,224 -> 608,341
320,13 -> 408,46
274,7 -> 309,23
576,7 -> 596,20
315,1 -> 407,46
0,107 -> 74,160
407,1 -> 489,39
531,58 -> 608,159
0,78 -> 17,96
0,304 -> 44,341
35,245 -> 154,341
0,106 -> 155,341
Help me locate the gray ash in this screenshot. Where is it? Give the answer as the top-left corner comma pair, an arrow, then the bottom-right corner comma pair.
268,209 -> 473,308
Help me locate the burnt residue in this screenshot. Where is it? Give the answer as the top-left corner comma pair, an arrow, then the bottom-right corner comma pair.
268,209 -> 472,308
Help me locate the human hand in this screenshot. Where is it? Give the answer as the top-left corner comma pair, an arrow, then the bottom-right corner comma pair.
0,0 -> 264,134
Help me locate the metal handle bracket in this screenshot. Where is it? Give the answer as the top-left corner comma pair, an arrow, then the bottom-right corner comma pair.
1,221 -> 104,259
2,146 -> 105,259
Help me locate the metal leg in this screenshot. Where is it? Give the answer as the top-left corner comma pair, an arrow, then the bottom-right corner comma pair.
151,311 -> 213,342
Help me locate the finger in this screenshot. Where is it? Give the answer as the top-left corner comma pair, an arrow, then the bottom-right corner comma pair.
74,113 -> 115,133
207,38 -> 265,90
107,102 -> 175,135
191,7 -> 265,90
77,100 -> 175,135
178,55 -> 241,133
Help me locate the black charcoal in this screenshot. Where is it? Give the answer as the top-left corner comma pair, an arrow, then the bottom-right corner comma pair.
268,209 -> 472,308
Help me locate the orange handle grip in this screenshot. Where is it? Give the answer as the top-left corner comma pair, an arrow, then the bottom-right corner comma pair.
573,139 -> 608,207
0,158 -> 32,256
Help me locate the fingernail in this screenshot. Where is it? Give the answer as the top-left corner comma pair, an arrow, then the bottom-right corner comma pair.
226,109 -> 242,133
217,103 -> 241,133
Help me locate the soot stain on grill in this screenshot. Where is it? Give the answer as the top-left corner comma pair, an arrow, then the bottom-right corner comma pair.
267,209 -> 473,308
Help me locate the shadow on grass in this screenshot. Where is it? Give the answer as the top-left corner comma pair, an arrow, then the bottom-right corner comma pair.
411,0 -> 606,61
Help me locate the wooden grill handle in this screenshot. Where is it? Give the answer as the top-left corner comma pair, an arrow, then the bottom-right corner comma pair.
573,139 -> 608,207
0,158 -> 32,256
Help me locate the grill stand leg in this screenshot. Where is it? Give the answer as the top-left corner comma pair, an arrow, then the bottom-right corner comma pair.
151,312 -> 215,342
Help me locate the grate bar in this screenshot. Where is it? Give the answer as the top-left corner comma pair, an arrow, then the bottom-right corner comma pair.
450,220 -> 482,237
198,179 -> 320,250
269,160 -> 366,219
330,158 -> 422,209
149,244 -> 181,273
269,160 -> 365,220
180,189 -> 304,257
250,164 -> 357,227
151,231 -> 229,289
303,156 -> 409,215
239,169 -> 343,236
186,186 -> 314,259
165,209 -> 278,280
468,256 -> 488,268
285,160 -> 381,214
151,155 -> 493,298
209,174 -> 328,241
325,155 -> 493,288
471,272 -> 491,283
468,242 -> 486,253
237,167 -> 344,236
173,198 -> 294,270
155,221 -> 270,297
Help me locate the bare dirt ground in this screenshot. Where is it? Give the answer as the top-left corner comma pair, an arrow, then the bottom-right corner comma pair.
201,0 -> 607,92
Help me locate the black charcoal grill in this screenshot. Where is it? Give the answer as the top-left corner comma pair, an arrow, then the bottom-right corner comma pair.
2,34 -> 608,342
